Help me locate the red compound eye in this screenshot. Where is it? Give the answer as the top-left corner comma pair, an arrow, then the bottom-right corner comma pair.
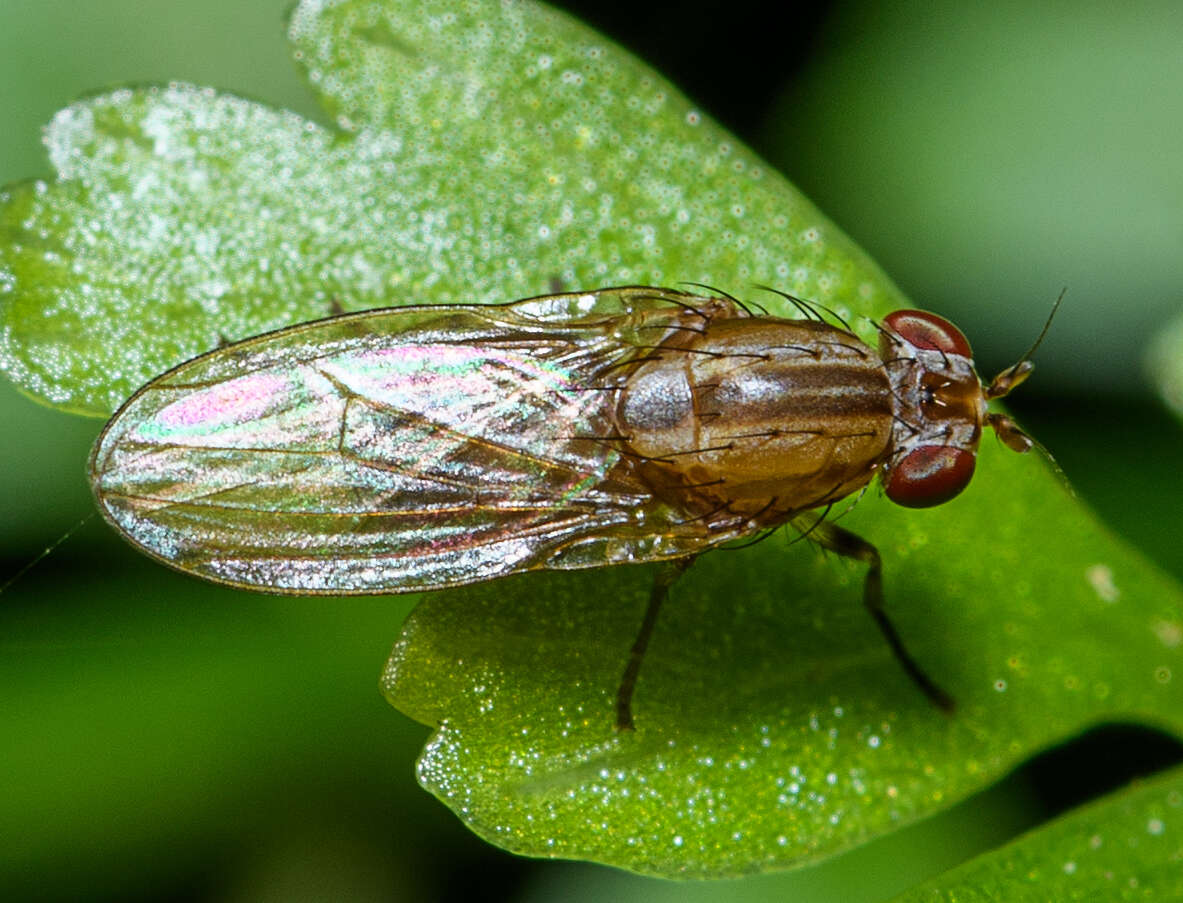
885,446 -> 976,508
884,310 -> 973,358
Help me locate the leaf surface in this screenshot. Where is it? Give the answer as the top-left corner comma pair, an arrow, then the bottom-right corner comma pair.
890,766 -> 1183,901
0,0 -> 896,416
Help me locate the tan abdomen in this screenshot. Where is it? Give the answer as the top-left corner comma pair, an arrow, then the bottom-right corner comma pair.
615,317 -> 893,521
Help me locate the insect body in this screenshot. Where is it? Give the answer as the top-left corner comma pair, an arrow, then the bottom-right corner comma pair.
90,286 -> 1040,729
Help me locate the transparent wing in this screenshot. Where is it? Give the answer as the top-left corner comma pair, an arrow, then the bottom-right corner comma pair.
90,287 -> 745,593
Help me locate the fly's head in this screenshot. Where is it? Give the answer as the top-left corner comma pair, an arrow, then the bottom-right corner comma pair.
878,310 -> 1036,508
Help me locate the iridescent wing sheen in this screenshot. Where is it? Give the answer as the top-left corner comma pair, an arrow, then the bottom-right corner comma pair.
90,287 -> 747,594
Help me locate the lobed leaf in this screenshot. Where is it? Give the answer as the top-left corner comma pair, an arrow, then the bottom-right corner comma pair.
384,439 -> 1183,877
0,0 -> 899,416
891,765 -> 1183,901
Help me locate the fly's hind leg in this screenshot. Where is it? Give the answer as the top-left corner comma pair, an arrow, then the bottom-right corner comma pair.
800,519 -> 955,713
616,555 -> 697,731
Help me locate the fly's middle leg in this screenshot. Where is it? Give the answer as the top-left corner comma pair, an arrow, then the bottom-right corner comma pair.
802,520 -> 955,713
616,555 -> 697,731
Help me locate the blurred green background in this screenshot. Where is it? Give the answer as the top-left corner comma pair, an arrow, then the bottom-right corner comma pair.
2,1 -> 1180,900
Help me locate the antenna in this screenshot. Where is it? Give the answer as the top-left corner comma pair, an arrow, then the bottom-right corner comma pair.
985,287 -> 1066,399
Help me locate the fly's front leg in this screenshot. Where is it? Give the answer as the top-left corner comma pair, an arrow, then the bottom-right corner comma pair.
803,520 -> 955,713
616,555 -> 697,731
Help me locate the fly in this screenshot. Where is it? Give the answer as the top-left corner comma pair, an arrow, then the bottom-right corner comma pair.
89,286 -> 1055,730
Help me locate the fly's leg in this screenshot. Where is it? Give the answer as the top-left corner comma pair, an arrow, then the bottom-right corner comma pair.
805,520 -> 955,712
616,556 -> 697,731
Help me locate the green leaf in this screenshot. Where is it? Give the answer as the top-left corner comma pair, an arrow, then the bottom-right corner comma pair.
2,0 -> 1181,882
890,765 -> 1183,901
0,0 -> 900,416
384,438 -> 1183,877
